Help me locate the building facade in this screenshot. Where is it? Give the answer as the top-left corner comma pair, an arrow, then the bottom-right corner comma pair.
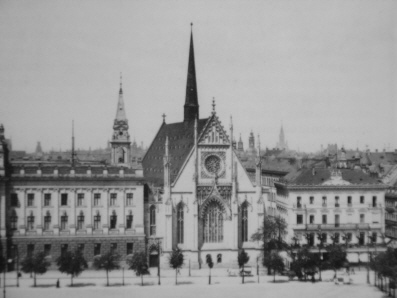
142,28 -> 271,268
275,167 -> 387,262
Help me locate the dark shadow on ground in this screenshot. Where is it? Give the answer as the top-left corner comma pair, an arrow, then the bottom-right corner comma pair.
31,284 -> 56,288
176,281 -> 193,285
268,280 -> 290,283
243,280 -> 257,284
67,283 -> 96,287
133,282 -> 156,286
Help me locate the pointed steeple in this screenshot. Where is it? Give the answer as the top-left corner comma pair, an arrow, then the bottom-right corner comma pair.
184,23 -> 199,122
116,74 -> 127,121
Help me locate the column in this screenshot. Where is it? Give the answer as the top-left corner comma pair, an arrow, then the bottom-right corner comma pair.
120,189 -> 125,233
53,189 -> 60,235
37,189 -> 43,235
70,189 -> 76,235
87,189 -> 93,234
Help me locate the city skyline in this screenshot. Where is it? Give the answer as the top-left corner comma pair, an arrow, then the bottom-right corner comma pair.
0,0 -> 395,153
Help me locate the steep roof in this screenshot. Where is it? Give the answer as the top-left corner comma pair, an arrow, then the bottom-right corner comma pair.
142,118 -> 209,186
283,168 -> 383,186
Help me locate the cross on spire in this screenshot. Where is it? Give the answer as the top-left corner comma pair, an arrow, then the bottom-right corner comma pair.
162,113 -> 166,123
119,72 -> 123,94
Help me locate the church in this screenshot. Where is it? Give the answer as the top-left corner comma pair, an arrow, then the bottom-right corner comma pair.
142,27 -> 272,268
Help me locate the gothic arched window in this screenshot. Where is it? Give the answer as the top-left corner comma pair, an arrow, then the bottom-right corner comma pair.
241,202 -> 249,242
150,205 -> 156,236
204,201 -> 224,243
177,203 -> 184,244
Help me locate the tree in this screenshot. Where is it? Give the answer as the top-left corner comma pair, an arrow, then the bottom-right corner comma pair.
93,251 -> 120,286
127,252 -> 150,286
289,246 -> 319,281
263,251 -> 285,282
20,252 -> 50,287
325,245 -> 347,279
206,254 -> 214,285
238,250 -> 250,284
56,249 -> 88,286
168,247 -> 184,285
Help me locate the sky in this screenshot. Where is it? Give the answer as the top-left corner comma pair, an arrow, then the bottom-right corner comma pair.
0,0 -> 396,153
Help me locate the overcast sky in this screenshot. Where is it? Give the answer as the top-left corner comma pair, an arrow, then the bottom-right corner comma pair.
0,0 -> 395,153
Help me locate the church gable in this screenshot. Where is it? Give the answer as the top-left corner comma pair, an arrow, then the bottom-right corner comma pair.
198,115 -> 230,145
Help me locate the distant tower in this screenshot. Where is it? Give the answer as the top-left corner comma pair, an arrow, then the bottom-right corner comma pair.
248,130 -> 255,149
237,134 -> 244,152
110,76 -> 131,166
35,141 -> 43,158
276,124 -> 288,150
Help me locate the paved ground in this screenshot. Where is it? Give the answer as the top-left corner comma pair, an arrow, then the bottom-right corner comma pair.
4,267 -> 386,298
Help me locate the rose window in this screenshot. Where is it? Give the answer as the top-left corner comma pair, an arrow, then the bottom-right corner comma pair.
205,155 -> 221,174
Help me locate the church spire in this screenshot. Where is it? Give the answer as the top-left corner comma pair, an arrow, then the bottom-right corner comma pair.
184,23 -> 199,122
115,74 -> 127,121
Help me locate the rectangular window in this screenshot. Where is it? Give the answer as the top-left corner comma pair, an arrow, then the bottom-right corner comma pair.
335,214 -> 340,227
27,193 -> 34,206
77,193 -> 84,206
126,213 -> 133,229
297,214 -> 303,224
110,212 -> 117,229
44,213 -> 51,231
77,213 -> 84,230
60,214 -> 68,230
347,232 -> 352,242
10,193 -> 18,207
322,196 -> 327,207
110,243 -> 117,253
360,196 -> 365,204
322,214 -> 327,224
110,193 -> 117,206
94,243 -> 101,256
61,194 -> 68,206
126,193 -> 133,206
360,214 -> 365,224
27,244 -> 34,257
372,232 -> 377,243
348,196 -> 352,206
373,196 -> 377,207
334,233 -> 340,244
94,213 -> 101,230
10,213 -> 17,230
94,193 -> 101,206
359,232 -> 365,245
44,244 -> 51,256
27,213 -> 35,230
309,215 -> 314,224
297,197 -> 302,208
44,193 -> 51,206
335,196 -> 339,207
126,243 -> 133,255
309,196 -> 314,204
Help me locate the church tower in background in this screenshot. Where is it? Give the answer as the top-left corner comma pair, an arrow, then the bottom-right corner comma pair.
110,78 -> 131,166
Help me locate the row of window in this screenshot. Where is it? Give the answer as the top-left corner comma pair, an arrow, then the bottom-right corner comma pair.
11,210 -> 134,231
296,195 -> 377,207
26,242 -> 134,257
11,192 -> 134,207
304,232 -> 377,246
297,214 -> 368,225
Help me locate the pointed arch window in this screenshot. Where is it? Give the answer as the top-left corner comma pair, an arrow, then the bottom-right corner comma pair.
27,211 -> 35,231
60,212 -> 68,231
177,203 -> 184,244
44,211 -> 51,231
94,211 -> 101,230
77,211 -> 85,230
110,210 -> 117,229
126,211 -> 133,229
204,201 -> 224,243
241,201 -> 249,242
150,205 -> 156,236
10,210 -> 18,230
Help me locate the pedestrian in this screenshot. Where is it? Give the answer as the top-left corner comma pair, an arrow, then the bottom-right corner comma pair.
56,279 -> 60,288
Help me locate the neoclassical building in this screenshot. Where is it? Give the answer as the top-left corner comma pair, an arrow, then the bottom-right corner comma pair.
275,167 -> 388,262
142,28 -> 272,268
0,84 -> 145,266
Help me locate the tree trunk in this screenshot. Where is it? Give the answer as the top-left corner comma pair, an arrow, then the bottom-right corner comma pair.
71,275 -> 73,287
209,269 -> 211,285
34,272 -> 37,287
273,270 -> 276,282
106,270 -> 109,286
141,274 -> 143,286
175,269 -> 177,285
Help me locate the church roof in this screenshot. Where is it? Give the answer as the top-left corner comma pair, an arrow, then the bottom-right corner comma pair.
142,118 -> 209,186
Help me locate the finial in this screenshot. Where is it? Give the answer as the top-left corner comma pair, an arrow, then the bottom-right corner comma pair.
212,97 -> 216,114
162,113 -> 166,123
230,115 -> 233,129
191,22 -> 193,28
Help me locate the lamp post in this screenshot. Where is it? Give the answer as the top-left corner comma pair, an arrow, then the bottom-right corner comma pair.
316,229 -> 324,281
156,238 -> 162,286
